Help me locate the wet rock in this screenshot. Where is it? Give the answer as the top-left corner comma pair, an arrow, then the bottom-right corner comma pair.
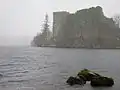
91,76 -> 114,87
78,75 -> 86,84
66,69 -> 114,87
77,69 -> 101,81
66,76 -> 86,86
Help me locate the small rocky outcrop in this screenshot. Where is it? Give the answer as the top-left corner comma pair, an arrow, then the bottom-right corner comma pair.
66,69 -> 114,87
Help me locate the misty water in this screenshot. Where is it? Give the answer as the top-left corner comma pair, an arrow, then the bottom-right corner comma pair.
0,47 -> 120,90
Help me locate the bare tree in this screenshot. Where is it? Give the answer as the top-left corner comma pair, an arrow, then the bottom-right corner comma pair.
113,15 -> 120,28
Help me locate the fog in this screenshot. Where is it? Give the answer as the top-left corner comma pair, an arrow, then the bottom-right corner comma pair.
0,36 -> 33,46
0,0 -> 120,45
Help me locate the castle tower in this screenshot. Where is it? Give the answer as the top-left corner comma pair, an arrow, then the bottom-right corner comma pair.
53,11 -> 69,40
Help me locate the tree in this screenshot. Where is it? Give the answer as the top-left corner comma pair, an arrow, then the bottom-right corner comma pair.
113,15 -> 120,28
41,14 -> 50,40
32,14 -> 52,46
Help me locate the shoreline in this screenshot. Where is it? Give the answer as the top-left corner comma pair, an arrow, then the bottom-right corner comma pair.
34,45 -> 120,49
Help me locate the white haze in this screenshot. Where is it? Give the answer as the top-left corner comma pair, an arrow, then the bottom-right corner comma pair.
0,0 -> 120,45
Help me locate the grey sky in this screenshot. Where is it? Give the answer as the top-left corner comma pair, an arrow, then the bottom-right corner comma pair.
0,0 -> 120,45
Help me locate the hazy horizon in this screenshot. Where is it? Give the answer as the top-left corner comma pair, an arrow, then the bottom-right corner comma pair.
0,36 -> 33,46
0,0 -> 120,45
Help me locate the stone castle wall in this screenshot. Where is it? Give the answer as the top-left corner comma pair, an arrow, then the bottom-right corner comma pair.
53,6 -> 120,48
53,11 -> 69,39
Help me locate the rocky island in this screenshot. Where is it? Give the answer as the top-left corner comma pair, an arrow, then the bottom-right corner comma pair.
32,6 -> 120,49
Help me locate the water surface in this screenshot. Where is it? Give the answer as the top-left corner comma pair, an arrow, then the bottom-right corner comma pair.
0,47 -> 120,90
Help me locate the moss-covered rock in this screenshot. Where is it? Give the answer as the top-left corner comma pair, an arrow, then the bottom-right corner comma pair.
91,76 -> 114,87
66,69 -> 114,87
77,69 -> 101,81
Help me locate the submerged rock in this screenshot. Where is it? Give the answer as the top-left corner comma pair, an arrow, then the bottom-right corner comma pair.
91,77 -> 114,87
66,76 -> 86,86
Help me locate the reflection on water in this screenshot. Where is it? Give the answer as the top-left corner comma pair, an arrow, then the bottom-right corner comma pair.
0,47 -> 119,90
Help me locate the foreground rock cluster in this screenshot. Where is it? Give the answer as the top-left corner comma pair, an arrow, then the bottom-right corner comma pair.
66,69 -> 114,87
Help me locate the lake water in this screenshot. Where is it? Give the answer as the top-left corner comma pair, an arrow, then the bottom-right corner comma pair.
0,46 -> 120,90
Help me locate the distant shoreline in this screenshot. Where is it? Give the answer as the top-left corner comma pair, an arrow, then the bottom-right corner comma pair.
34,45 -> 120,49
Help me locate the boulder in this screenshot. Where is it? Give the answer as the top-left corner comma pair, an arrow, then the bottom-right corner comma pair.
66,69 -> 114,87
77,69 -> 101,81
66,76 -> 86,86
91,76 -> 114,87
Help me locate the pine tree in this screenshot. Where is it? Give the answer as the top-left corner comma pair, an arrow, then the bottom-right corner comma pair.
31,14 -> 51,46
41,14 -> 50,40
